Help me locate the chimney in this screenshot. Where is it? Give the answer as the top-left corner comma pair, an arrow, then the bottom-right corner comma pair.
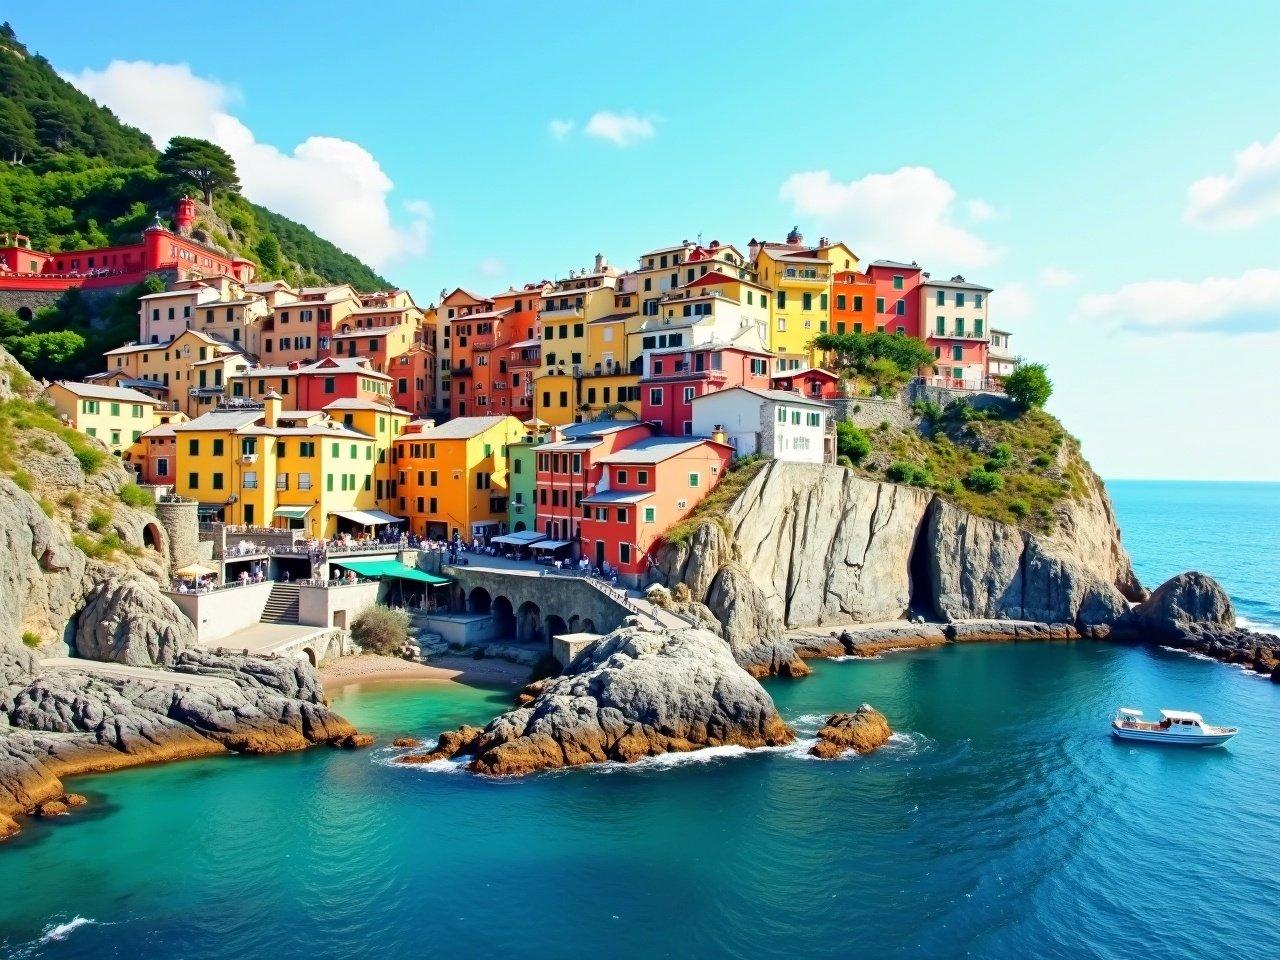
263,390 -> 282,428
747,238 -> 760,261
594,252 -> 606,272
711,424 -> 728,446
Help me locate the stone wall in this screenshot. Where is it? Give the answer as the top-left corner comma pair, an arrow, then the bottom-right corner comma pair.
165,581 -> 275,643
828,395 -> 916,431
0,289 -> 63,316
444,565 -> 634,644
155,497 -> 200,569
298,580 -> 381,630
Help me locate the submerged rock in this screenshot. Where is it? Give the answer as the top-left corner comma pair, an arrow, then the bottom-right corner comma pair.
809,705 -> 893,759
411,626 -> 794,775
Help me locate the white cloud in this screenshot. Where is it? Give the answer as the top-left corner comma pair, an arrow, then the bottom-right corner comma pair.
778,166 -> 998,268
547,119 -> 574,140
1078,268 -> 1280,335
1185,132 -> 1280,229
997,282 -> 1034,321
583,111 -> 656,147
966,199 -> 998,221
478,257 -> 507,278
68,60 -> 428,270
1039,266 -> 1079,288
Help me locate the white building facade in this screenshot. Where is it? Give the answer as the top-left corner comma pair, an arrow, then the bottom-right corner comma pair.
691,386 -> 831,464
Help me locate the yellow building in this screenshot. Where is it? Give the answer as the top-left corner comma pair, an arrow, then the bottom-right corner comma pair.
535,255 -> 623,425
103,328 -> 247,418
392,414 -> 525,540
42,381 -> 163,456
320,397 -> 410,511
751,229 -> 859,364
170,393 -> 398,537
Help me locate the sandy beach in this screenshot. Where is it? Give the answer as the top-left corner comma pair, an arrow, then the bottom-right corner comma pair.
319,654 -> 534,690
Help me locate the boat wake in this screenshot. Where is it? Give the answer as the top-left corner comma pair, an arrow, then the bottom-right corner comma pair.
9,917 -> 99,959
1158,646 -> 1271,678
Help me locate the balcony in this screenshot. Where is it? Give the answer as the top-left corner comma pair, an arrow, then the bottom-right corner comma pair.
642,368 -> 728,385
780,269 -> 829,284
928,330 -> 990,342
451,364 -> 474,377
509,354 -> 540,369
574,361 -> 627,378
540,304 -> 585,320
471,336 -> 495,351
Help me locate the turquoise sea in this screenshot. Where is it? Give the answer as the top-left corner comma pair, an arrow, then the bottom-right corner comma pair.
2,481 -> 1278,960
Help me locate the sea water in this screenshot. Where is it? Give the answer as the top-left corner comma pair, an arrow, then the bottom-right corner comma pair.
1,482 -> 1277,960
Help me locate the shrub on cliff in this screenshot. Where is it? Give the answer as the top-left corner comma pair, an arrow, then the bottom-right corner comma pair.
351,607 -> 410,656
886,461 -> 933,487
964,468 -> 1004,494
836,421 -> 872,462
1005,363 -> 1053,411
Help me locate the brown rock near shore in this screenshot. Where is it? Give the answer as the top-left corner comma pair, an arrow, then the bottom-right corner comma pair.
397,627 -> 793,776
809,705 -> 893,759
391,737 -> 421,748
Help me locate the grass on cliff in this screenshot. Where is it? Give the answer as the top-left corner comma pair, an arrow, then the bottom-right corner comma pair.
0,396 -> 107,477
662,455 -> 767,548
847,402 -> 1086,533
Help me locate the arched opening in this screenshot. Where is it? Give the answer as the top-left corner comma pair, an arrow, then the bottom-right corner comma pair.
516,600 -> 541,645
300,647 -> 317,667
545,614 -> 568,644
468,586 -> 492,615
492,595 -> 515,639
16,306 -> 33,324
568,614 -> 580,633
142,521 -> 164,554
581,618 -> 598,633
514,520 -> 526,533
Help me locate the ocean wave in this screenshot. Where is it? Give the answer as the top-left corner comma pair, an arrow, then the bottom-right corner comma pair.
1238,615 -> 1280,635
1157,646 -> 1271,678
41,917 -> 94,943
376,751 -> 469,774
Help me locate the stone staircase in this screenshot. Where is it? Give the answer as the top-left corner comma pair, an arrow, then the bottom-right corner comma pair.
260,582 -> 301,624
626,592 -> 698,630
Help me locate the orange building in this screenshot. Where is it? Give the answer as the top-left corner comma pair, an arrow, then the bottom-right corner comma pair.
830,270 -> 877,336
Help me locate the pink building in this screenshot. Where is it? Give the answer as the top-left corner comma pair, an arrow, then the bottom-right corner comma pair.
865,260 -> 924,339
639,343 -> 772,436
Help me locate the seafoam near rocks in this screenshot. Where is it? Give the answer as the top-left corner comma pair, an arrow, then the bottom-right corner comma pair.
399,625 -> 795,775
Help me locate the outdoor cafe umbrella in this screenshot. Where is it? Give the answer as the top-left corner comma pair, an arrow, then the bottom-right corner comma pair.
174,563 -> 216,579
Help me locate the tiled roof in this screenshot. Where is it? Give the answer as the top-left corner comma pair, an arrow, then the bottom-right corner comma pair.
49,381 -> 162,404
693,385 -> 832,408
403,415 -> 511,440
597,437 -> 711,465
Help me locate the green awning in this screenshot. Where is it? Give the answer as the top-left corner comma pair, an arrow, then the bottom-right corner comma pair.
332,558 -> 451,586
273,505 -> 312,519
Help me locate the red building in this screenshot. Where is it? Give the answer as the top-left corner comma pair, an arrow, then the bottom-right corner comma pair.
0,200 -> 255,295
582,436 -> 733,578
770,367 -> 841,400
484,284 -> 548,419
865,259 -> 924,339
639,343 -> 772,436
534,421 -> 653,548
390,341 -> 439,419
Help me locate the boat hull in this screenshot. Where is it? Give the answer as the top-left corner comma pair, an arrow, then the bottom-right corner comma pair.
1111,724 -> 1236,746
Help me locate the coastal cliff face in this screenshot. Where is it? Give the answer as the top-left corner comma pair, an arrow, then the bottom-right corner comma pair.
0,351 -> 362,838
654,460 -> 1143,672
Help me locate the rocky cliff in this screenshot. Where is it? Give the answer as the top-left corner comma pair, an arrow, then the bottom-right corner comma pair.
0,350 -> 362,839
654,460 -> 1144,673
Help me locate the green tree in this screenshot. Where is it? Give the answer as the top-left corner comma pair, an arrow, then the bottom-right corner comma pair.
158,136 -> 239,205
1004,362 -> 1053,411
812,330 -> 936,393
254,232 -> 283,274
3,329 -> 86,373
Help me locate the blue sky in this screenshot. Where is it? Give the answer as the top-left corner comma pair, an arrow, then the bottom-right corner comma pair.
14,1 -> 1280,480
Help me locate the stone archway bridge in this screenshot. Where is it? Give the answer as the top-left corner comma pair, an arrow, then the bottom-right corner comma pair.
442,561 -> 692,646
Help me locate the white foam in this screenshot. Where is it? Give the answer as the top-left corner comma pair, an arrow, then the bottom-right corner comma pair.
378,752 -> 468,775
40,917 -> 94,943
1238,615 -> 1280,634
1159,645 -> 1217,662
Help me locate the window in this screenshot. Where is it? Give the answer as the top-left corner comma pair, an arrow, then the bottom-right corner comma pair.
936,290 -> 945,306
188,438 -> 199,456
616,469 -> 628,484
896,299 -> 906,316
619,542 -> 631,564
683,386 -> 695,404
643,506 -> 656,523
688,472 -> 700,487
802,292 -> 812,310
777,407 -> 786,423
212,439 -> 224,456
936,316 -> 946,335
893,275 -> 904,290
212,472 -> 224,490
952,345 -> 964,361
188,472 -> 199,489
649,387 -> 663,407
875,297 -> 885,313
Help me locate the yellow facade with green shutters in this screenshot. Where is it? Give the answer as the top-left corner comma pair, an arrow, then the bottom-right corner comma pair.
753,240 -> 860,365
170,394 -> 387,537
43,381 -> 163,457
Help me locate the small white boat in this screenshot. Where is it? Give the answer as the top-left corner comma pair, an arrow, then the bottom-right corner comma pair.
1111,708 -> 1238,746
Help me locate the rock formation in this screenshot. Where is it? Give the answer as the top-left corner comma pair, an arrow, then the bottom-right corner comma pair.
1116,572 -> 1280,678
2,651 -> 359,837
809,705 -> 893,759
0,351 -> 363,838
398,625 -> 794,774
654,461 -> 1145,674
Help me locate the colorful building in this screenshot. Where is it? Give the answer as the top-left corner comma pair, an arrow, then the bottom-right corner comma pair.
830,270 -> 878,336
103,328 -> 247,418
921,276 -> 993,389
988,328 -> 1015,379
42,381 -> 164,456
583,436 -> 733,577
751,229 -> 859,363
226,356 -> 393,410
392,415 -> 525,540
865,259 -> 925,339
533,420 -> 654,545
639,335 -> 773,436
505,433 -> 546,533
169,393 -> 396,536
